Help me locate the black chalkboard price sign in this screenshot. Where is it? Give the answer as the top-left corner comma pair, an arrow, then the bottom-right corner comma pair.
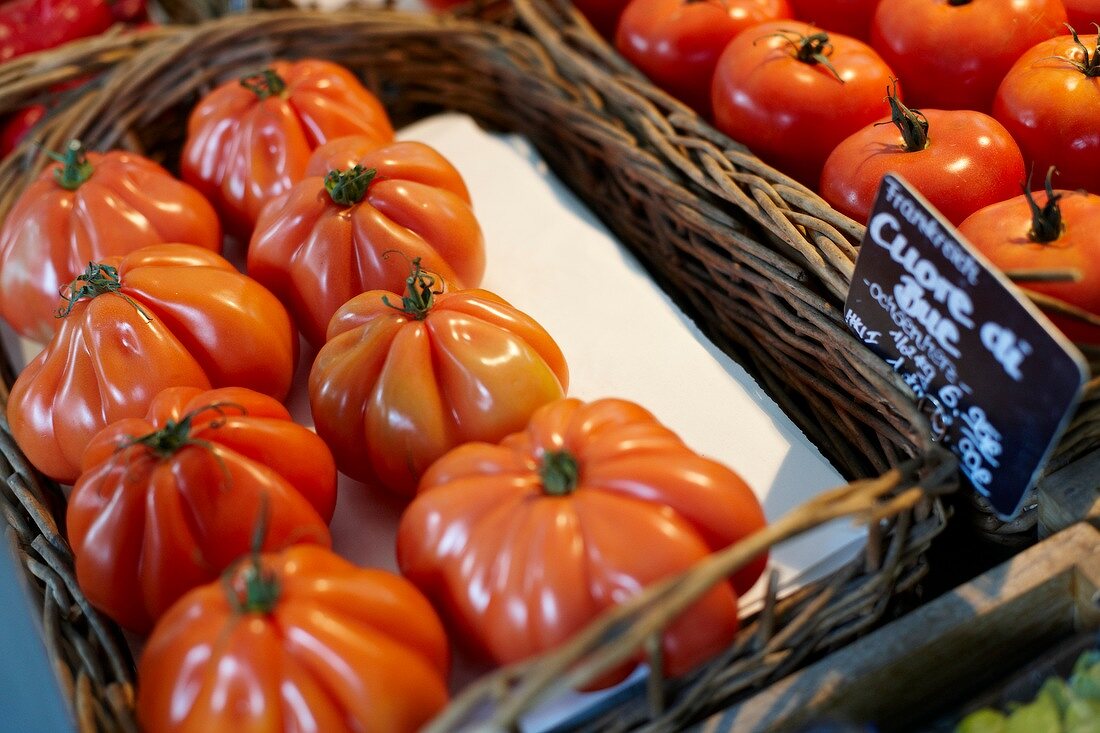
844,174 -> 1089,520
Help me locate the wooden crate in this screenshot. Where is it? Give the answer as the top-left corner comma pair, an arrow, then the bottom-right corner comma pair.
696,521 -> 1100,732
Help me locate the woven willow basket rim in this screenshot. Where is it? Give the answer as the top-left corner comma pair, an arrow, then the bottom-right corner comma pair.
0,7 -> 960,732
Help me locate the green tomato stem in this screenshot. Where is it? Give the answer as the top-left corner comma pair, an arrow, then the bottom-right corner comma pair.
380,256 -> 441,320
324,165 -> 378,207
239,68 -> 288,99
55,262 -> 151,322
540,451 -> 580,496
1024,165 -> 1064,244
45,140 -> 93,191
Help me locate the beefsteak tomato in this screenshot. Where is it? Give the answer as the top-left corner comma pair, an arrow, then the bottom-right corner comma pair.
68,386 -> 336,633
958,168 -> 1100,345
993,28 -> 1100,195
870,0 -> 1067,112
7,244 -> 296,483
138,544 -> 449,732
397,397 -> 767,680
819,89 -> 1025,225
181,60 -> 394,238
309,258 -> 568,497
710,20 -> 896,187
249,137 -> 485,347
615,0 -> 793,117
0,142 -> 221,342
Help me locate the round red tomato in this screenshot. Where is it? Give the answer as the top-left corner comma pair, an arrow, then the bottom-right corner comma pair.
789,0 -> 880,41
1064,1 -> 1100,27
181,59 -> 394,239
138,544 -> 450,733
397,397 -> 767,680
68,386 -> 336,633
993,30 -> 1100,195
958,170 -> 1100,345
0,142 -> 221,342
309,258 -> 568,497
711,20 -> 896,187
249,137 -> 485,347
7,244 -> 296,483
820,91 -> 1026,226
870,0 -> 1067,112
615,0 -> 793,117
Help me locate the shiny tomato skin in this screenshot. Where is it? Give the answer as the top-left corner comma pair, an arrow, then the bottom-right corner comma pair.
309,285 -> 568,497
615,0 -> 793,117
871,0 -> 1068,112
1064,1 -> 1100,27
958,191 -> 1100,345
788,0 -> 880,40
819,109 -> 1026,226
181,59 -> 394,239
7,244 -> 297,483
711,20 -> 896,187
249,138 -> 485,347
137,545 -> 450,733
397,397 -> 767,680
0,149 -> 221,343
993,34 -> 1100,195
68,386 -> 336,633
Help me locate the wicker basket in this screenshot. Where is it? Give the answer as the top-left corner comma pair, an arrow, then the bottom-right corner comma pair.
0,8 -> 960,732
490,0 -> 1100,543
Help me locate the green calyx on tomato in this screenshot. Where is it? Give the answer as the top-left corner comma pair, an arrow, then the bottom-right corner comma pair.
757,28 -> 843,82
1024,166 -> 1066,243
45,139 -> 93,190
323,164 -> 378,207
55,261 -> 150,321
539,450 -> 580,496
1061,24 -> 1100,77
226,500 -> 281,615
381,256 -> 442,320
123,402 -> 243,458
879,82 -> 929,152
238,68 -> 288,100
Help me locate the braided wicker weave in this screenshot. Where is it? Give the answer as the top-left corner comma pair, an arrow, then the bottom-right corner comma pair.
0,7 -> 971,731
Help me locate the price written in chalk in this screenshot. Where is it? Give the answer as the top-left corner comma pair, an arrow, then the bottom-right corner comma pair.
844,174 -> 1087,520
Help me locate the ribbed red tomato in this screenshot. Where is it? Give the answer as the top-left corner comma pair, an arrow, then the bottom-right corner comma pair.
711,20 -> 896,187
0,142 -> 220,342
397,397 -> 767,681
309,258 -> 568,497
871,0 -> 1067,112
68,386 -> 336,633
249,136 -> 485,347
181,59 -> 394,239
993,30 -> 1100,195
820,90 -> 1026,225
138,545 -> 450,733
958,169 -> 1100,345
7,244 -> 296,483
615,0 -> 793,117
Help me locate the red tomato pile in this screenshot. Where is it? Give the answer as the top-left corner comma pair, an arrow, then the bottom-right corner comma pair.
571,0 -> 1100,343
0,57 -> 771,730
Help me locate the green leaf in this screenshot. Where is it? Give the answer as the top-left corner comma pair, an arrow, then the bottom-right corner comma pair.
956,708 -> 1008,733
1040,677 -> 1074,713
1065,697 -> 1100,732
1004,695 -> 1061,733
